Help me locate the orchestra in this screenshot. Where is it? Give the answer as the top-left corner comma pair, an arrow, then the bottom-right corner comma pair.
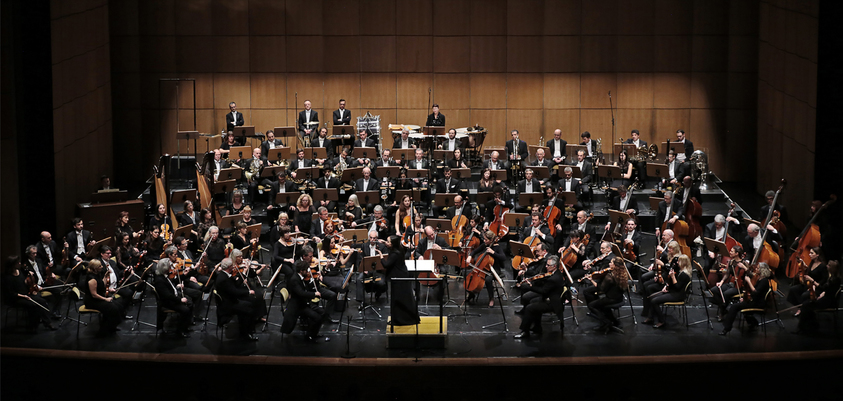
6,102 -> 839,348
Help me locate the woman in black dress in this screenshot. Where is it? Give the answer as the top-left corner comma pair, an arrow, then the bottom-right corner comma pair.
586,256 -> 628,334
196,208 -> 215,241
380,235 -> 420,326
2,256 -> 55,331
293,194 -> 316,235
115,211 -> 143,242
614,149 -> 634,187
797,260 -> 841,333
396,169 -> 413,190
84,259 -> 125,334
115,232 -> 143,279
643,254 -> 692,328
228,190 -> 247,216
272,226 -> 299,278
788,247 -> 826,314
202,226 -> 226,270
148,203 -> 173,235
269,212 -> 291,244
447,148 -> 469,169
144,226 -> 167,265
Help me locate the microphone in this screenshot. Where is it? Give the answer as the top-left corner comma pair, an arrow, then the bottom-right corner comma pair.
608,91 -> 612,97
429,87 -> 431,93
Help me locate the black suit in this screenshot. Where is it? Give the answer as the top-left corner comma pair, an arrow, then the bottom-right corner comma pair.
261,139 -> 284,158
516,178 -> 542,212
290,158 -> 313,171
519,225 -> 552,247
311,137 -> 335,159
518,270 -> 568,332
436,177 -> 463,194
610,194 -> 639,215
226,111 -> 244,132
556,177 -> 583,198
671,139 -> 694,160
567,159 -> 594,186
741,231 -> 782,263
297,110 -> 319,136
332,109 -> 351,126
439,138 -> 462,151
215,272 -> 263,337
623,138 -> 648,148
354,242 -> 388,302
505,139 -> 529,161
353,137 -> 377,152
153,274 -> 192,333
407,159 -> 430,171
676,183 -> 703,205
580,140 -> 599,159
483,159 -> 504,171
66,230 -> 93,260
666,160 -> 689,182
392,137 -> 417,149
426,113 -> 445,127
35,240 -> 60,273
280,273 -> 324,337
656,197 -> 685,228
546,139 -> 568,160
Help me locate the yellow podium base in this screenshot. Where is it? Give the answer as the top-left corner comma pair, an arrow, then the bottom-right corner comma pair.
386,316 -> 447,349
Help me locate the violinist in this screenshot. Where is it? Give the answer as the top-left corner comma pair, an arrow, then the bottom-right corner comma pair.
148,203 -> 173,234
515,243 -> 550,313
514,255 -> 569,339
231,221 -> 256,251
643,254 -> 692,329
741,223 -> 782,262
310,207 -> 332,242
464,231 -> 506,307
83,259 -> 127,335
585,256 -> 628,335
559,229 -> 591,281
66,217 -> 95,262
143,226 -> 167,265
230,249 -> 268,312
519,213 -> 551,247
787,247 -> 826,314
153,255 -> 193,338
115,233 -> 142,283
115,210 -> 143,242
719,262 -> 773,335
708,245 -> 748,321
272,226 -> 300,279
321,222 -> 353,273
215,258 -> 261,341
22,246 -> 63,318
174,236 -> 208,287
281,260 -> 326,342
640,241 -> 681,310
269,212 -> 291,244
613,218 -> 642,277
341,195 -> 363,226
299,246 -> 339,324
638,229 -> 675,297
195,208 -> 215,242
355,205 -> 391,240
202,226 -> 226,269
2,256 -> 56,331
98,246 -> 134,303
580,241 -> 615,304
354,231 -> 388,303
35,231 -> 62,277
797,260 -> 840,333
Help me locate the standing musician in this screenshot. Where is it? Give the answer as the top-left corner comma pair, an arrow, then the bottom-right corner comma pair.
333,98 -> 351,126
673,129 -> 694,163
225,102 -> 244,132
464,231 -> 506,308
281,260 -> 326,342
797,260 -> 840,333
719,262 -> 772,335
514,243 -> 550,313
426,104 -> 445,127
580,241 -> 615,304
66,218 -> 95,262
297,100 -> 318,140
514,255 -> 569,339
505,130 -> 529,182
643,254 -> 692,329
354,231 -> 388,303
216,257 -> 262,341
654,191 -> 684,239
2,256 -> 56,331
393,128 -> 417,150
585,256 -> 628,334
546,129 -> 568,171
708,245 -> 748,321
154,255 -> 193,338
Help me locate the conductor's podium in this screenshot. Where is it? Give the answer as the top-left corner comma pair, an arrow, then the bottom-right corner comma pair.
386,316 -> 447,349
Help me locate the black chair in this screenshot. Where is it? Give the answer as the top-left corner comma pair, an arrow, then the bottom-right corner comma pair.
149,287 -> 181,337
659,280 -> 693,329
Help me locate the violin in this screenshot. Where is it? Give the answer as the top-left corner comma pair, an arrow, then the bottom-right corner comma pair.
330,245 -> 359,256
520,270 -> 553,286
578,266 -> 612,283
161,222 -> 172,242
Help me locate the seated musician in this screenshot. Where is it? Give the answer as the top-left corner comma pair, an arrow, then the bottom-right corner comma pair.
395,196 -> 419,236
290,148 -> 313,174
434,167 -> 466,217
309,207 -> 332,242
272,226 -> 299,279
143,226 -> 166,266
580,241 -> 614,304
638,229 -> 675,296
2,256 -> 56,331
35,231 -> 63,277
547,129 -> 568,169
614,150 -> 634,187
515,243 -> 550,312
408,147 -> 429,171
609,185 -> 639,218
244,147 -> 270,204
260,129 -> 282,157
216,257 -> 261,341
741,223 -> 782,262
393,128 -> 417,150
178,201 -> 199,239
464,231 -> 506,308
332,146 -> 357,170
483,186 -> 512,231
21,246 -> 63,318
280,260 -> 326,342
341,195 -> 364,226
312,127 -> 334,161
643,254 -> 692,329
206,149 -> 230,183
483,150 -> 504,172
557,166 -> 584,212
174,236 -> 207,288
354,231 -> 388,303
519,213 -> 552,249
202,226 -> 226,270
228,190 -> 248,216
438,128 -> 462,151
374,148 -> 396,173
654,191 -> 684,239
585,256 -> 628,334
531,148 -> 553,186
447,148 -> 469,170
579,131 -> 598,161
612,218 -> 642,277
559,229 -> 591,281
703,213 -> 742,275
797,260 -> 840,333
266,171 -> 297,214
662,150 -> 688,190
97,246 -> 134,305
83,259 -> 126,335
219,132 -> 241,160
231,221 -> 256,252
115,233 -> 141,284
515,168 -> 541,213
354,167 -> 378,213
505,130 -> 529,180
567,150 -> 593,201
299,246 -> 339,324
396,169 -> 414,190
640,241 -> 682,314
148,203 -> 173,234
514,255 -> 569,339
719,262 -> 773,335
677,176 -> 702,206
445,195 -> 472,221
353,129 -> 377,152
154,253 -> 194,338
353,205 -> 392,240
625,129 -> 647,148
787,247 -> 826,313
162,245 -> 205,319
413,226 -> 450,260
319,222 -> 352,274
708,245 -> 748,321
315,168 -> 339,212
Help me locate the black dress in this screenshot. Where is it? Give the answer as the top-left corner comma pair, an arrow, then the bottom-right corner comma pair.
382,248 -> 420,326
293,206 -> 316,234
83,273 -> 124,331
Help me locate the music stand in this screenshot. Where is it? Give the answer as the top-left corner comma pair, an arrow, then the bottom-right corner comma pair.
557,191 -> 577,206
311,212 -> 338,221
703,237 -> 729,258
356,191 -> 379,206
273,126 -> 297,148
427,218 -> 452,233
475,192 -> 496,206
352,147 -> 377,160
260,166 -> 285,178
274,192 -> 298,206
504,212 -> 530,229
432,150 -> 454,161
212,179 -> 237,195
173,224 -> 194,239
341,229 -> 369,243
266,147 -> 291,164
567,144 -> 586,158
361,256 -> 385,273
313,188 -> 339,205
396,189 -> 422,202
607,209 -> 631,235
430,249 -> 460,306
341,167 -> 364,183
509,240 -> 536,264
449,168 -> 471,180
489,169 -> 508,182
423,126 -> 446,137
233,125 -> 255,141
647,163 -> 669,185
217,167 -> 242,182
566,165 -> 583,179
304,147 -> 328,160
228,145 -> 252,161
86,237 -> 113,258
434,194 -> 458,210
662,141 -> 689,157
649,196 -> 662,211
527,166 -> 550,181
392,149 -> 416,164
177,130 -> 201,163
245,223 -> 262,242
332,125 -> 356,139
597,165 -> 621,184
377,166 -> 402,179
517,193 -> 542,209
170,189 -> 198,212
294,166 -> 321,182
218,213 -> 244,232
613,143 -> 637,158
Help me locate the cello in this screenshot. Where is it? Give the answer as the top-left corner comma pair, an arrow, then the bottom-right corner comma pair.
459,221 -> 482,271
511,222 -> 545,271
447,204 -> 469,247
679,183 -> 703,240
541,189 -> 562,237
786,195 -> 835,278
464,238 -> 497,294
560,233 -> 589,268
487,198 -> 510,238
660,193 -> 690,249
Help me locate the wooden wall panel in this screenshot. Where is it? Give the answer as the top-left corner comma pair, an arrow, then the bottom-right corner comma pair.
285,0 -> 323,35
358,0 -> 396,35
617,73 -> 654,109
543,0 -> 582,35
616,109 -> 656,143
617,36 -> 654,72
506,73 -> 543,110
581,36 -> 618,72
251,73 -> 287,109
214,36 -> 250,72
324,36 -> 360,72
654,109 -> 690,139
139,37 -> 176,73
285,73 -> 326,109
506,0 -> 544,36
580,73 -> 617,109
470,0 -> 506,36
250,36 -> 287,73
433,0 -> 470,36
471,109 -> 507,146
324,74 -> 361,112
653,0 -> 693,35
690,72 -> 727,109
360,73 -> 397,108
397,37 -> 433,72
692,36 -> 728,72
470,36 -> 507,72
581,0 -> 618,35
617,0 -> 654,35
447,110 -> 472,129
396,109 -> 428,127
693,0 -> 729,35
175,0 -> 212,36
249,0 -> 286,35
176,36 -> 214,73
397,74 -> 433,109
138,0 -> 175,36
543,73 -> 580,109
543,109 -> 580,142
542,36 -> 580,73
251,109 -> 287,134
286,36 -> 325,72
726,72 -> 757,110
507,109 -> 543,146
470,74 -> 506,109
211,0 -> 250,35
360,36 -> 396,72
654,36 -> 692,72
323,0 -> 360,36
507,37 -> 543,73
434,37 -> 471,73
397,0 -> 432,36
579,109 -> 614,140
653,73 -> 691,109
689,108 -> 726,154
214,73 -> 252,109
728,36 -> 758,72
434,74 -> 471,110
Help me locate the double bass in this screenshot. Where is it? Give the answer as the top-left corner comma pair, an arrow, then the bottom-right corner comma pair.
786,195 -> 835,278
541,190 -> 562,237
752,179 -> 786,272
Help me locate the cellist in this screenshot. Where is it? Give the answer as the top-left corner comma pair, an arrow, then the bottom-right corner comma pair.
741,223 -> 782,263
703,213 -> 741,281
483,186 -> 512,231
518,213 -> 551,247
515,243 -> 550,314
464,231 -> 506,307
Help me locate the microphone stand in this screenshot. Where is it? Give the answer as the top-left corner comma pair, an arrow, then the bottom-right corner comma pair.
608,91 -> 615,155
